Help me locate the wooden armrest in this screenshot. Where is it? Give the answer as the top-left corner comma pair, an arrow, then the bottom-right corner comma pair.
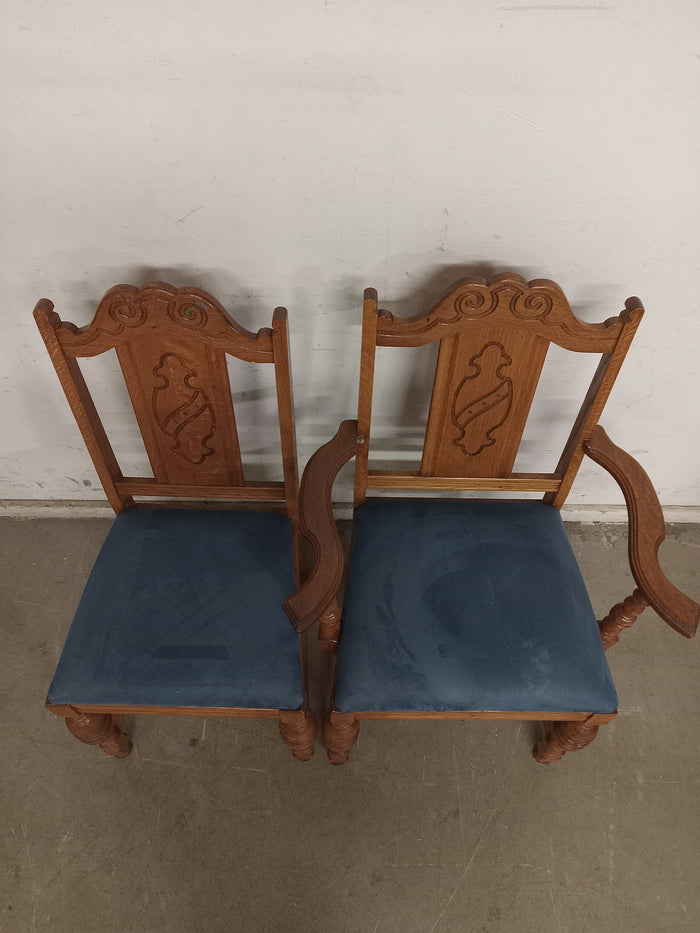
584,425 -> 700,638
283,420 -> 359,633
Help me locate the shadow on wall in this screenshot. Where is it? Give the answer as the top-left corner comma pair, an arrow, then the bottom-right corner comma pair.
365,260 -> 538,469
370,259 -> 534,316
353,259 -> 617,484
37,257 -> 608,482
55,263 -> 283,334
34,265 -> 303,485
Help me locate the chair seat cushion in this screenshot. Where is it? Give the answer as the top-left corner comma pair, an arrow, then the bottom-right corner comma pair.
48,508 -> 303,710
334,499 -> 618,714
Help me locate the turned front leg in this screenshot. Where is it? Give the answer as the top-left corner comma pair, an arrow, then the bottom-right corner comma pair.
323,711 -> 359,765
64,711 -> 132,758
534,714 -> 614,764
279,709 -> 316,761
599,588 -> 649,650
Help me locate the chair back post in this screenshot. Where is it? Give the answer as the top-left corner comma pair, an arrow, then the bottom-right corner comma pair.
356,275 -> 645,503
353,288 -> 379,507
33,299 -> 132,513
33,283 -> 299,511
545,299 -> 644,507
270,306 -> 302,580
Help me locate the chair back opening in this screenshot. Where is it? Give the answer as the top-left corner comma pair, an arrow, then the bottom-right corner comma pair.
34,282 -> 298,517
354,273 -> 643,508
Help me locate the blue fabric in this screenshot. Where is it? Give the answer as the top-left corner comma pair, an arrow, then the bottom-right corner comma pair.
335,499 -> 617,714
48,509 -> 303,710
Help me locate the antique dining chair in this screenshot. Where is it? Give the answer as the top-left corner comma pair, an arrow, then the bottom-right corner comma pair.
284,273 -> 699,764
35,282 -> 315,760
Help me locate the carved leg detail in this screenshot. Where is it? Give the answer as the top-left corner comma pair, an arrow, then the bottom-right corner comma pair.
324,711 -> 359,765
279,709 -> 316,761
65,712 -> 132,758
534,718 -> 601,764
319,599 -> 341,653
598,588 -> 649,650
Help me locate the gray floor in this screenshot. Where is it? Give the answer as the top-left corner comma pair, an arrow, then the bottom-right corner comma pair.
2,517 -> 699,933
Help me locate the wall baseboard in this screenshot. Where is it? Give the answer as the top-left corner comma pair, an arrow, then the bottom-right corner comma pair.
3,498 -> 700,524
560,504 -> 700,524
0,499 -> 114,519
331,502 -> 700,523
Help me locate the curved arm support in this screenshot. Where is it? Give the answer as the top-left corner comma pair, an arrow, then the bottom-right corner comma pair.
584,425 -> 699,638
283,420 -> 359,633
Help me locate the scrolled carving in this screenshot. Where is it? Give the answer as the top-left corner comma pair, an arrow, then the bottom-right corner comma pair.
152,354 -> 216,464
451,342 -> 513,456
168,300 -> 209,330
454,287 -> 497,319
374,274 -> 630,353
409,278 -> 555,334
47,282 -> 276,362
509,284 -> 553,321
452,281 -> 553,322
108,298 -> 148,329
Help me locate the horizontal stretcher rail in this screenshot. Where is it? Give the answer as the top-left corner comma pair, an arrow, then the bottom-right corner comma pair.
366,471 -> 562,493
116,479 -> 287,500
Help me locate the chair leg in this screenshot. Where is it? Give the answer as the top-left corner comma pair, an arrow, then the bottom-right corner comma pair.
279,709 -> 316,761
598,588 -> 648,650
533,716 -> 604,764
323,711 -> 359,765
65,712 -> 132,758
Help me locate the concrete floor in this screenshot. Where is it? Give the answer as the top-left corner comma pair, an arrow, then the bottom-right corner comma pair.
1,516 -> 699,933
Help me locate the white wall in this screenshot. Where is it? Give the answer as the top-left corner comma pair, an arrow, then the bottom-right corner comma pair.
2,1 -> 699,513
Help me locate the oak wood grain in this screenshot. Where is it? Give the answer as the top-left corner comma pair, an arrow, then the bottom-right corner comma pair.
115,479 -> 286,499
375,274 -> 629,352
354,289 -> 379,507
63,711 -> 132,758
584,425 -> 700,637
34,283 -> 294,508
34,301 -> 132,512
278,708 -> 316,761
282,420 -> 359,633
545,300 -> 643,507
599,588 -> 649,650
366,471 -> 561,492
288,273 -> 693,766
534,714 -> 614,764
362,276 -> 644,501
421,326 -> 549,477
323,711 -> 360,765
36,282 -> 310,758
339,710 -> 617,722
48,702 -> 282,718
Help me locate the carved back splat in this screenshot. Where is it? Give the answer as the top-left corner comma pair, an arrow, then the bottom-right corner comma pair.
355,273 -> 643,506
34,283 -> 298,517
422,327 -> 548,477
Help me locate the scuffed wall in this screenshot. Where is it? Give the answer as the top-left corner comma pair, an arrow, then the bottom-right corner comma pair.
2,1 -> 699,509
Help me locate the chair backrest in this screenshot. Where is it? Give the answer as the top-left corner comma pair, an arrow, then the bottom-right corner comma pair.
34,282 -> 298,518
354,273 -> 643,508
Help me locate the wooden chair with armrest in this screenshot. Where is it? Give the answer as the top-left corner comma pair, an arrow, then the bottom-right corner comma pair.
283,273 -> 699,764
35,282 -> 315,760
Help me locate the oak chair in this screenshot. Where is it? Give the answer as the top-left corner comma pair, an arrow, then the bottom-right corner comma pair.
284,273 -> 699,764
35,282 -> 316,760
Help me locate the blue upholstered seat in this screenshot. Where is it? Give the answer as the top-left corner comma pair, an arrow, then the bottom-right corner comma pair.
48,509 -> 303,710
334,499 -> 617,714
